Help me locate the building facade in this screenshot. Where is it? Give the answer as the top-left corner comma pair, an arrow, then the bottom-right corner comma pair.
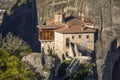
38,12 -> 96,60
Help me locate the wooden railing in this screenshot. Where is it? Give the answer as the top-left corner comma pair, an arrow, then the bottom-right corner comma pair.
39,36 -> 54,41
38,30 -> 55,41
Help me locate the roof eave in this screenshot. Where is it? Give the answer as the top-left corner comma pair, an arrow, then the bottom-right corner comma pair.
55,31 -> 96,34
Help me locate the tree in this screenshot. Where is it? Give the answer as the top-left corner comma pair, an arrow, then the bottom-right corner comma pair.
72,63 -> 90,80
0,48 -> 35,80
18,0 -> 27,7
1,32 -> 32,59
58,60 -> 72,76
18,0 -> 32,7
47,46 -> 52,56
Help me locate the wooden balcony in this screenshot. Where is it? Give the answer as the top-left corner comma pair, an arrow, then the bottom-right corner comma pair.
39,36 -> 54,41
38,30 -> 54,41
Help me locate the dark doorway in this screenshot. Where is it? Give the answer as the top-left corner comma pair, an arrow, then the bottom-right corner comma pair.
66,38 -> 69,47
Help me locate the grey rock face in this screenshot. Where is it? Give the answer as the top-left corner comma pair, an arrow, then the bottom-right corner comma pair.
1,0 -> 120,80
23,53 -> 55,80
44,56 -> 55,69
36,0 -> 120,80
23,53 -> 43,68
0,0 -> 40,52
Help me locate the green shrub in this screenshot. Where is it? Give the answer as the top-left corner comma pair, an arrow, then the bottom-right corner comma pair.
72,63 -> 90,80
43,67 -> 50,72
58,60 -> 72,75
18,0 -> 27,7
0,48 -> 35,80
2,32 -> 32,59
41,47 -> 45,54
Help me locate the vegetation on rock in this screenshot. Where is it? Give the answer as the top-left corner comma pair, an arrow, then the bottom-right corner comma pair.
58,60 -> 72,75
1,32 -> 32,59
0,33 -> 35,80
0,48 -> 35,80
18,0 -> 32,7
72,63 -> 90,80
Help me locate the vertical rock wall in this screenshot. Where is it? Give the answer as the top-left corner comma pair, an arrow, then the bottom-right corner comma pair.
1,0 -> 120,79
0,0 -> 40,52
36,0 -> 120,80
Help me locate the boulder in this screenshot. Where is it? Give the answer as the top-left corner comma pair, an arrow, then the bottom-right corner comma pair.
23,53 -> 55,80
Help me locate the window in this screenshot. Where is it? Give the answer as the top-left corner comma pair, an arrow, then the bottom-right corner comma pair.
79,35 -> 81,38
69,26 -> 71,28
86,35 -> 89,39
66,38 -> 69,47
72,36 -> 74,39
62,54 -> 65,60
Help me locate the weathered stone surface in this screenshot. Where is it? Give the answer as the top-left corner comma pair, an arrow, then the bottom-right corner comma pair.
36,0 -> 120,80
44,55 -> 55,69
0,0 -> 40,52
41,41 -> 54,55
23,53 -> 43,68
23,53 -> 55,80
1,0 -> 120,80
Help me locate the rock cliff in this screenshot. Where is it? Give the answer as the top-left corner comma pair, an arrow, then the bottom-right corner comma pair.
22,53 -> 55,80
36,0 -> 120,80
1,0 -> 120,80
0,0 -> 40,52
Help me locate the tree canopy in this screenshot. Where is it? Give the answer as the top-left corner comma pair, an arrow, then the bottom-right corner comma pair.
0,33 -> 35,80
72,63 -> 90,80
1,32 -> 32,59
0,48 -> 35,80
18,0 -> 32,7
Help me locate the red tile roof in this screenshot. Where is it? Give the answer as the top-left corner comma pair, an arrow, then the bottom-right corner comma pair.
38,14 -> 96,33
55,18 -> 96,34
38,24 -> 63,30
66,18 -> 84,26
55,26 -> 96,34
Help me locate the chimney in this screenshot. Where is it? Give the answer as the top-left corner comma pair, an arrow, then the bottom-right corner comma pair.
81,24 -> 85,31
81,14 -> 84,21
54,12 -> 65,23
81,27 -> 84,31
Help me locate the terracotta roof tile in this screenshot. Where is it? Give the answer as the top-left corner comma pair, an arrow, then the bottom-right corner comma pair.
55,26 -> 96,34
67,18 -> 84,26
55,18 -> 96,34
38,14 -> 96,33
38,24 -> 64,30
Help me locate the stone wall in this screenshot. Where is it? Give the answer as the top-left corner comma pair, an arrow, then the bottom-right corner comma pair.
54,32 -> 64,60
41,41 -> 54,55
54,32 -> 95,60
63,33 -> 95,50
35,0 -> 120,79
1,0 -> 120,80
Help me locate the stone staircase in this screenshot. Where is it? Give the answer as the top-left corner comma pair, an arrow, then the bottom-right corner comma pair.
66,58 -> 79,76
